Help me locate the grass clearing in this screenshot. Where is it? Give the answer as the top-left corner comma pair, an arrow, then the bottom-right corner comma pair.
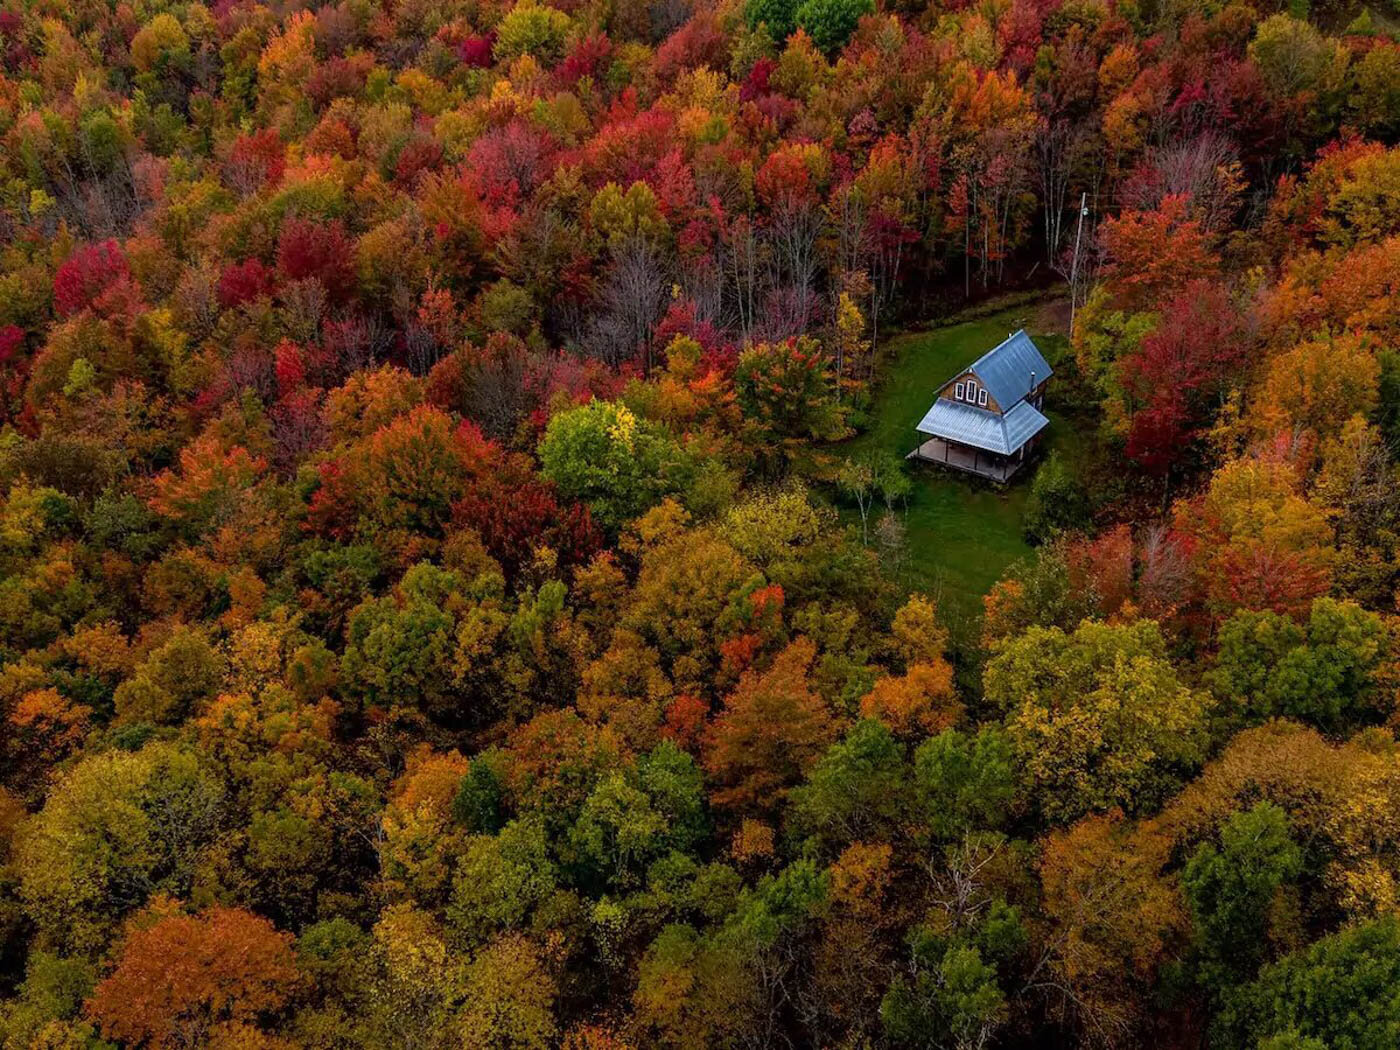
838,303 -> 1075,646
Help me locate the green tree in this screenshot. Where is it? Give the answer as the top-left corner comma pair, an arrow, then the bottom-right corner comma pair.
981,541 -> 1101,650
794,0 -> 874,54
0,952 -> 98,1048
453,751 -> 508,834
1217,916 -> 1400,1050
1022,451 -> 1090,544
881,933 -> 1007,1050
911,727 -> 1018,842
1209,598 -> 1387,731
636,741 -> 708,855
112,625 -> 225,726
571,772 -> 667,888
341,562 -> 462,718
734,338 -> 849,474
744,0 -> 798,39
1182,802 -> 1303,991
789,719 -> 908,850
838,452 -> 909,546
1351,44 -> 1400,139
448,819 -> 557,947
17,744 -> 224,952
539,401 -> 695,531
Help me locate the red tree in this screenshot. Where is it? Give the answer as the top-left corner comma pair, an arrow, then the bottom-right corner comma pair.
1119,279 -> 1250,474
87,906 -> 299,1050
218,258 -> 276,309
1099,195 -> 1218,309
226,129 -> 286,192
53,240 -> 131,316
276,218 -> 355,301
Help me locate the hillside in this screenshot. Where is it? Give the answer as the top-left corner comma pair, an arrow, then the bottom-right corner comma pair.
0,0 -> 1399,1047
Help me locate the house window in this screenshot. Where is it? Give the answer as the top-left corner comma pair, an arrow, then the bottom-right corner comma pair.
954,382 -> 965,400
978,389 -> 988,407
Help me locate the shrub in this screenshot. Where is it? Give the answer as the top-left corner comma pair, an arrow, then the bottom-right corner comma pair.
1023,451 -> 1090,543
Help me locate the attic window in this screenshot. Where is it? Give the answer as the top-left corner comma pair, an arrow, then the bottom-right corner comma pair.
978,389 -> 988,407
955,382 -> 965,400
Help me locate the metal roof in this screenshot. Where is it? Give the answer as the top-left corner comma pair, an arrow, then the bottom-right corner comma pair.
1001,398 -> 1051,450
915,397 -> 1049,455
959,330 -> 1053,410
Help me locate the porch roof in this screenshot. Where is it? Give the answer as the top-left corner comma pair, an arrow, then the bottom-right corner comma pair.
914,398 -> 1049,456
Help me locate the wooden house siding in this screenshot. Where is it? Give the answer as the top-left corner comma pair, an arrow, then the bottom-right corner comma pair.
939,371 -> 1003,414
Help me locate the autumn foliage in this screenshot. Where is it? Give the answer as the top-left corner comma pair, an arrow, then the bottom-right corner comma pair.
0,0 -> 1397,1047
87,907 -> 299,1049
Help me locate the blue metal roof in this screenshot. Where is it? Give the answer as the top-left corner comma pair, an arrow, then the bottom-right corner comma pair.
915,397 -> 1049,455
1001,398 -> 1051,450
961,330 -> 1052,410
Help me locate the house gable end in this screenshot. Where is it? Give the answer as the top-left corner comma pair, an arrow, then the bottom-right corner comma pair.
939,370 -> 1003,414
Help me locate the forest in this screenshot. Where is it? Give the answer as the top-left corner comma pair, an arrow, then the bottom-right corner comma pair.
0,0 -> 1399,1044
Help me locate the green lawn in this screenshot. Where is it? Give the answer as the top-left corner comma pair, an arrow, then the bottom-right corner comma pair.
839,304 -> 1074,645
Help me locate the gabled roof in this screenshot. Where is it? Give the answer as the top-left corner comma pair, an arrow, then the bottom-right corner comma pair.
952,329 -> 1053,410
915,398 -> 1049,456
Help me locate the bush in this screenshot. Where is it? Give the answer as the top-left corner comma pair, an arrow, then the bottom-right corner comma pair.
1022,451 -> 1089,543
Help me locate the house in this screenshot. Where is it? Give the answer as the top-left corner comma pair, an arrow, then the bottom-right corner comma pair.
908,329 -> 1052,483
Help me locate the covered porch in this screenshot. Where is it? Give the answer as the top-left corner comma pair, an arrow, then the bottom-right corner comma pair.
907,436 -> 1024,483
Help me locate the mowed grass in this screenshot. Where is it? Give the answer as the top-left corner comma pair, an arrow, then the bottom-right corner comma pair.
839,304 -> 1074,645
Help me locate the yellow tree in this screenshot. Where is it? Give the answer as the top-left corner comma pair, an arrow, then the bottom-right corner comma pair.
985,619 -> 1211,822
1036,813 -> 1185,1042
458,934 -> 558,1050
1254,332 -> 1379,444
1177,451 -> 1335,619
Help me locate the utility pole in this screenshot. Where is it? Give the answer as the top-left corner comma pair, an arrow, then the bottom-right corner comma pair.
1069,191 -> 1088,335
